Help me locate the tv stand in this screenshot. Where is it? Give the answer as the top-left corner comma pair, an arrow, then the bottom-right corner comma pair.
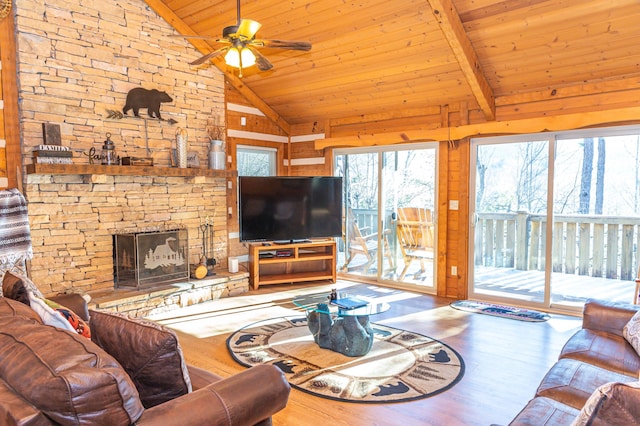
249,240 -> 336,290
273,239 -> 312,245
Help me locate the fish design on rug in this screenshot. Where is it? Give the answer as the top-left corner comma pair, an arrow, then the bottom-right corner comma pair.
373,381 -> 410,397
429,349 -> 451,363
235,333 -> 259,345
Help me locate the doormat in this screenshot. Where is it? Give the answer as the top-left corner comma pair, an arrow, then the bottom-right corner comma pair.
450,300 -> 550,322
227,316 -> 465,404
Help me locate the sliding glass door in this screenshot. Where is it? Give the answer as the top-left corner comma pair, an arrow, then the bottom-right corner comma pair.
471,138 -> 549,304
470,126 -> 640,311
335,143 -> 438,291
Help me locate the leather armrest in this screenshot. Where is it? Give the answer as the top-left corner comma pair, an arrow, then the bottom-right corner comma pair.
186,365 -> 222,391
48,293 -> 90,322
583,298 -> 640,337
136,365 -> 290,426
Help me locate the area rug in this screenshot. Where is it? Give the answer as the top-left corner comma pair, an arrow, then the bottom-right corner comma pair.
226,316 -> 464,403
450,300 -> 550,322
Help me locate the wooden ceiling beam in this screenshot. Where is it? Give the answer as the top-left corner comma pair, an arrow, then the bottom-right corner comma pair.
427,0 -> 496,121
315,106 -> 640,149
142,0 -> 291,135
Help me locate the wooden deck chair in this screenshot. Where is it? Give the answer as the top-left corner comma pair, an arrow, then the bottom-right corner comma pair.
396,207 -> 435,279
342,209 -> 393,272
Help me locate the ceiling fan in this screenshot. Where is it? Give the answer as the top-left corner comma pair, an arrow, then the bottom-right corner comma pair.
176,0 -> 312,77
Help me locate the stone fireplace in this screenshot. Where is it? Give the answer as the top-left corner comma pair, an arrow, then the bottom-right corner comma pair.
24,167 -> 231,297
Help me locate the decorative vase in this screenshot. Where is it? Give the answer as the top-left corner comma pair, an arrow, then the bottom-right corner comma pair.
208,139 -> 225,170
176,128 -> 188,168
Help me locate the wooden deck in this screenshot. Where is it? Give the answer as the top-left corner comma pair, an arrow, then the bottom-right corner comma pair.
474,266 -> 636,307
339,250 -> 636,307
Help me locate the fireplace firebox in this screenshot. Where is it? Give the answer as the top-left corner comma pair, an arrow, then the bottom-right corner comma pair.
114,229 -> 189,289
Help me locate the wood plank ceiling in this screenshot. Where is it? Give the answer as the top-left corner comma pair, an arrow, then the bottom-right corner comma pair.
146,0 -> 640,128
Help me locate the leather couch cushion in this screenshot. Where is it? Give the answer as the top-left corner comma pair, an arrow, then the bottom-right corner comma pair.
560,328 -> 640,376
572,381 -> 640,426
48,293 -> 90,322
89,309 -> 192,408
0,379 -> 53,426
536,358 -> 635,410
0,313 -> 144,425
509,396 -> 579,426
0,296 -> 42,323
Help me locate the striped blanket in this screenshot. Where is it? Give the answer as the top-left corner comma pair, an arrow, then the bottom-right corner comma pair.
0,189 -> 32,268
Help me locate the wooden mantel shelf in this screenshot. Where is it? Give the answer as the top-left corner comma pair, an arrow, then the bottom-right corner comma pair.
26,163 -> 237,178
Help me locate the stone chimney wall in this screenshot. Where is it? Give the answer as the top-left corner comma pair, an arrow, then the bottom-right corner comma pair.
12,1 -> 228,296
26,172 -> 227,295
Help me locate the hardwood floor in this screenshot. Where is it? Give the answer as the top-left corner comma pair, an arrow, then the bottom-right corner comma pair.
149,280 -> 583,426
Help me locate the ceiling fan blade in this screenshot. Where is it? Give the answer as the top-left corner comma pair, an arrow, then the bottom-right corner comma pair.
249,47 -> 273,71
169,34 -> 224,41
253,39 -> 312,51
237,19 -> 261,39
190,46 -> 229,66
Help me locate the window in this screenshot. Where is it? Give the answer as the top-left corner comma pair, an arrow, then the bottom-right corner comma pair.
237,145 -> 276,176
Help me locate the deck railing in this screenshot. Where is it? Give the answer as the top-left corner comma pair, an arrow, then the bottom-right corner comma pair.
475,212 -> 640,281
350,208 -> 640,281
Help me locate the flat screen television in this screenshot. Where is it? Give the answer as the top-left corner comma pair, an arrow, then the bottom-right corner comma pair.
239,176 -> 343,243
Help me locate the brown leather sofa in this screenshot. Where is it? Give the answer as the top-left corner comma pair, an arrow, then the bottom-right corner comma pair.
509,299 -> 640,425
0,294 -> 290,426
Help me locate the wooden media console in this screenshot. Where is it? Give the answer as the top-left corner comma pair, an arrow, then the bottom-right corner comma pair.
248,240 -> 337,290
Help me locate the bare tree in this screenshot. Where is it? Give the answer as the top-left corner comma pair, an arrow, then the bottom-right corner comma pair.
516,141 -> 547,213
579,138 -> 594,214
595,137 -> 605,214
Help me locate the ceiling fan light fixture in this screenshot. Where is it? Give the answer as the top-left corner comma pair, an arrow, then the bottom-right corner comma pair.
237,19 -> 261,39
224,46 -> 256,68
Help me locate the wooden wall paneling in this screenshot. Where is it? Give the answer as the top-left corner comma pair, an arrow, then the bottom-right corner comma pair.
457,137 -> 471,299
0,12 -> 19,190
437,140 -> 450,297
446,142 -> 462,298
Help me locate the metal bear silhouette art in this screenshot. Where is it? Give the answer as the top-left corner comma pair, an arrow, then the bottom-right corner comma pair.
123,88 -> 173,120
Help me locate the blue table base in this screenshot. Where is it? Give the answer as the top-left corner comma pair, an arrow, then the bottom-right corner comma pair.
306,303 -> 374,357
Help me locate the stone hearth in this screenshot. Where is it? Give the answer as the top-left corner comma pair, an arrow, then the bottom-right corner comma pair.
88,271 -> 249,318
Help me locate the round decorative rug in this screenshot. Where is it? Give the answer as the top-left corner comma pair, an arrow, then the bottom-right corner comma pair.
226,316 -> 465,403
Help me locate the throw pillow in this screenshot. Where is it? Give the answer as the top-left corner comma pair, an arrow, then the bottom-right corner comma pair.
27,293 -> 91,339
623,310 -> 640,355
43,297 -> 91,338
571,381 -> 640,426
2,270 -> 40,305
89,309 -> 192,408
3,271 -> 91,338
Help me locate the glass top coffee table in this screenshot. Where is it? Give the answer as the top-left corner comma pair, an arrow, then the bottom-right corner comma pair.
292,292 -> 390,357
